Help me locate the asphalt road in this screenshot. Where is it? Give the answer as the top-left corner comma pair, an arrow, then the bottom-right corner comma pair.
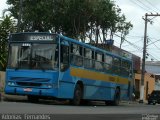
0,95 -> 160,120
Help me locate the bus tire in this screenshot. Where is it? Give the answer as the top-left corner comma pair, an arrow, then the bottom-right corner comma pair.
70,84 -> 82,106
112,88 -> 120,106
27,95 -> 39,103
81,100 -> 90,105
105,100 -> 112,106
153,102 -> 156,105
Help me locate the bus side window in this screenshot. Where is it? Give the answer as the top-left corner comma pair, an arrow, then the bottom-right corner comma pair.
95,52 -> 103,71
104,55 -> 112,73
60,45 -> 69,71
112,57 -> 121,75
121,60 -> 132,77
70,43 -> 83,66
84,48 -> 93,69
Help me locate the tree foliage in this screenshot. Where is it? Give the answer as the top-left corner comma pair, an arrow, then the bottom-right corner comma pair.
0,15 -> 16,70
6,0 -> 133,43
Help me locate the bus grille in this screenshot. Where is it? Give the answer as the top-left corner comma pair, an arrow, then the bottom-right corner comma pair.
10,77 -> 50,82
16,82 -> 42,87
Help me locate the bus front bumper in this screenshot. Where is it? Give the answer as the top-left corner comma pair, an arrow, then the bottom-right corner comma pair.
5,86 -> 58,97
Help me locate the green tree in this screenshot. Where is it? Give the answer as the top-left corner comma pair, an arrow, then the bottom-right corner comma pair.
0,15 -> 16,71
6,0 -> 133,43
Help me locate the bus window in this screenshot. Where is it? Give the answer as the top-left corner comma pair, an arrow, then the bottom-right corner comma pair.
121,60 -> 131,77
104,55 -> 112,73
95,52 -> 103,71
8,43 -> 58,70
84,48 -> 92,58
70,44 -> 83,67
71,44 -> 80,55
32,44 -> 58,70
8,44 -> 31,69
84,48 -> 93,69
112,57 -> 121,75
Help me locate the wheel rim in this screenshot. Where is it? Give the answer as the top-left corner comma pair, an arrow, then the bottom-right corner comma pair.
75,89 -> 81,104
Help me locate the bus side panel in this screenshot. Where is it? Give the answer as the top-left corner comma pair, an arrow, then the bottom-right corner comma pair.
83,80 -> 112,100
57,67 -> 130,101
84,83 -> 129,101
58,69 -> 75,99
58,81 -> 75,98
119,85 -> 129,100
70,67 -> 130,101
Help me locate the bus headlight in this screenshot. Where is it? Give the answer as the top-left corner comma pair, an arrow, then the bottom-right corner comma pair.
8,82 -> 15,86
42,84 -> 53,88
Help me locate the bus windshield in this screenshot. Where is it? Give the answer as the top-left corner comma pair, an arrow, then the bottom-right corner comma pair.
8,43 -> 59,70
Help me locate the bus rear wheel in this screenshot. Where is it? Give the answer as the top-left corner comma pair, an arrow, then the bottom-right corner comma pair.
112,89 -> 120,106
105,100 -> 112,106
27,95 -> 39,103
70,84 -> 82,106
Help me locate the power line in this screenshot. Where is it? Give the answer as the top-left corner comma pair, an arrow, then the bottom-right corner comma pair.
134,0 -> 160,29
146,51 -> 160,61
126,35 -> 143,39
147,38 -> 160,46
145,0 -> 160,12
122,38 -> 143,47
114,34 -> 143,52
114,34 -> 160,61
130,0 -> 151,12
148,38 -> 160,50
136,0 -> 157,13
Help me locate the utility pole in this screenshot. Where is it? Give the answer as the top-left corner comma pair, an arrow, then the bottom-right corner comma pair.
139,13 -> 148,103
140,13 -> 160,103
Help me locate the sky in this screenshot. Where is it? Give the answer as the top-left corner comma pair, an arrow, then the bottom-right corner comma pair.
0,0 -> 160,61
0,0 -> 8,17
114,0 -> 160,61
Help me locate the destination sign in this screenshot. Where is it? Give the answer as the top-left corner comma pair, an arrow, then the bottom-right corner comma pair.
10,33 -> 57,42
29,35 -> 53,41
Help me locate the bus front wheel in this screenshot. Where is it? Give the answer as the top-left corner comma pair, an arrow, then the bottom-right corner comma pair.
70,84 -> 82,106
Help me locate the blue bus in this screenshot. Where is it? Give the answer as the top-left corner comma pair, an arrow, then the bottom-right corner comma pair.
5,32 -> 133,105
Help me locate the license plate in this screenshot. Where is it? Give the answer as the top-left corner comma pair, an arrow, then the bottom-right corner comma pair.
23,88 -> 32,92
